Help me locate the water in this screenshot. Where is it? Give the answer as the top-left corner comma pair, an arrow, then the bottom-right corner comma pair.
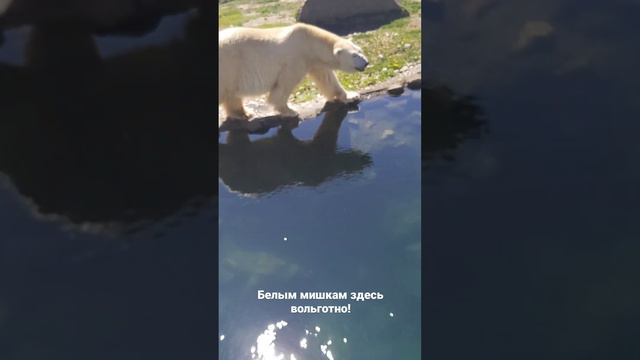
218,91 -> 422,360
425,1 -> 640,358
0,11 -> 217,360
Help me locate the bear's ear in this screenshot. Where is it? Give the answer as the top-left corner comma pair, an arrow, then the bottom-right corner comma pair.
333,47 -> 345,57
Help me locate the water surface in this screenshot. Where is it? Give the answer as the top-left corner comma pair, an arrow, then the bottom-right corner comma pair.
218,91 -> 422,360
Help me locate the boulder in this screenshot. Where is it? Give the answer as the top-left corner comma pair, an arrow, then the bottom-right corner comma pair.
297,0 -> 409,35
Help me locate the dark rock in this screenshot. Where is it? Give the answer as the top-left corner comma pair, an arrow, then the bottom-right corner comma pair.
320,100 -> 360,113
387,84 -> 405,96
407,77 -> 422,90
220,115 -> 301,135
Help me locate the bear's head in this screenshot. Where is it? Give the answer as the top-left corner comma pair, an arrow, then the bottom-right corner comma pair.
333,40 -> 369,73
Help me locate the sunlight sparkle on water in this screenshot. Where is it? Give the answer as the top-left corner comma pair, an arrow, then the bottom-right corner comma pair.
327,350 -> 335,360
254,322 -> 286,360
248,321 -> 348,360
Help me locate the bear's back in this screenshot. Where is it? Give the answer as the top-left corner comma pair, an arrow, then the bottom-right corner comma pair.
219,26 -> 292,47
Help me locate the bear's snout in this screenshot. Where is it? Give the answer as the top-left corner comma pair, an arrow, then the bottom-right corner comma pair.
355,56 -> 369,72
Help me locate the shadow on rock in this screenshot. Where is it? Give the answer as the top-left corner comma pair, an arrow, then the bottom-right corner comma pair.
0,11 -> 217,232
219,106 -> 373,196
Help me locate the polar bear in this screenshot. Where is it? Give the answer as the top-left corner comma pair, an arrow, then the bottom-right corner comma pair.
218,23 -> 369,119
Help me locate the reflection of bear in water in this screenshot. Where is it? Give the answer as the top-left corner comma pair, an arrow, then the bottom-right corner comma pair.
219,107 -> 373,196
424,85 -> 487,163
0,11 -> 216,230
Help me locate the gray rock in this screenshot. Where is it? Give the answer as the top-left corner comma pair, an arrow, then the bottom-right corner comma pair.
297,0 -> 409,35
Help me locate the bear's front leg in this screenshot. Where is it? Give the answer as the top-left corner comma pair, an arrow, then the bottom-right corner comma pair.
309,67 -> 360,104
337,90 -> 361,103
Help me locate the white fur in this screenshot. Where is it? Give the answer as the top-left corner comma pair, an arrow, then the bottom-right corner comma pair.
219,23 -> 368,119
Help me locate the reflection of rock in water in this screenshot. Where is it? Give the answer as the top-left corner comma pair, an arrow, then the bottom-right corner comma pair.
0,12 -> 216,231
423,85 -> 488,164
219,107 -> 373,196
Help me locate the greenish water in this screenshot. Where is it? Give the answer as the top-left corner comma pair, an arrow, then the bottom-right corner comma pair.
218,91 -> 421,360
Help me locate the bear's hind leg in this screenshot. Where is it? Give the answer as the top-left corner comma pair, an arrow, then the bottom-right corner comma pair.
267,65 -> 305,118
223,97 -> 250,120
